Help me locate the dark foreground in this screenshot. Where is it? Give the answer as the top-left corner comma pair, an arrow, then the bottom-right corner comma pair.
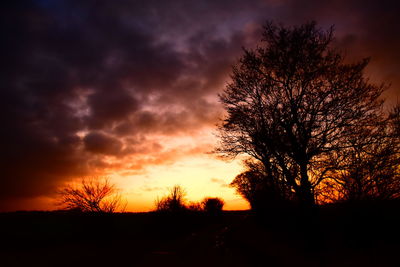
1,201 -> 399,267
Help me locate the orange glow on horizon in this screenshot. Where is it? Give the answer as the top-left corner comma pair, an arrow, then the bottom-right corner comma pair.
2,128 -> 250,213
112,155 -> 250,212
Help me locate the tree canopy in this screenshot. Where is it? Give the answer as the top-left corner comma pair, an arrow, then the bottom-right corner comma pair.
218,21 -> 398,208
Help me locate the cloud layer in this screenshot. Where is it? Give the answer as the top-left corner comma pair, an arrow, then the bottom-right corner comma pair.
1,0 -> 399,210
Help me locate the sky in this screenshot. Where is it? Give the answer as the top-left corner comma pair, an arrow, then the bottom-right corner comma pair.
1,0 -> 399,212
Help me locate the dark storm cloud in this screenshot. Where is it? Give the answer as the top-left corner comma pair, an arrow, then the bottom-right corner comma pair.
1,0 -> 399,210
86,89 -> 139,129
0,0 -> 255,209
83,132 -> 123,156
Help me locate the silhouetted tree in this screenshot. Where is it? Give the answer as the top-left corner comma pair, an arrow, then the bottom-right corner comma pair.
230,162 -> 264,207
58,177 -> 126,213
202,197 -> 225,214
155,185 -> 187,212
217,21 -> 386,208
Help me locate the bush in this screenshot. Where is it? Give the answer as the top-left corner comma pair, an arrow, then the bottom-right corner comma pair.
202,197 -> 224,214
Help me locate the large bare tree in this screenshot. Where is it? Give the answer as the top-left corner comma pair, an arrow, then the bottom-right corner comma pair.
217,21 -> 387,207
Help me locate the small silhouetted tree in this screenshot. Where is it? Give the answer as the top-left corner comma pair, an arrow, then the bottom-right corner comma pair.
202,197 -> 224,214
231,160 -> 295,211
58,177 -> 126,213
217,21 -> 386,208
155,185 -> 187,212
230,163 -> 263,208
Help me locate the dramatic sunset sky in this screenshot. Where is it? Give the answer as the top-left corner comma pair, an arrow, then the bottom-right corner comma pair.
1,0 -> 399,212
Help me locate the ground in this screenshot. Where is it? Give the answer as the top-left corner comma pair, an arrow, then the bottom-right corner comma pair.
1,201 -> 399,266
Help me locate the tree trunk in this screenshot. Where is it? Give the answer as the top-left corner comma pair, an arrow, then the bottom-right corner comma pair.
298,162 -> 315,208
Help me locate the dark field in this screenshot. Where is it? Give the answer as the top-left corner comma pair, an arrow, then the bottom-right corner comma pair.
1,202 -> 399,267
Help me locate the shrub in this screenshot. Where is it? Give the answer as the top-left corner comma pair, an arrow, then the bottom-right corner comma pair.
202,197 -> 224,214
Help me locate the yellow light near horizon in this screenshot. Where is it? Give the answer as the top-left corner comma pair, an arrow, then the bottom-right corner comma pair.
111,155 -> 250,212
